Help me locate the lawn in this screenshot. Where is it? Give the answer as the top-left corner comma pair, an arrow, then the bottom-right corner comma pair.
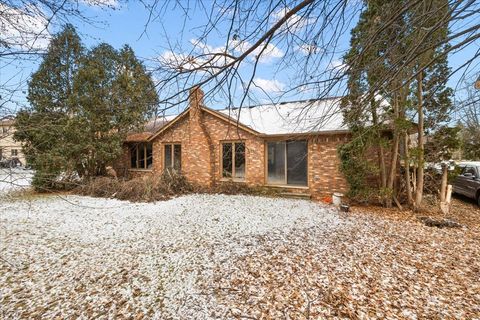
0,193 -> 479,319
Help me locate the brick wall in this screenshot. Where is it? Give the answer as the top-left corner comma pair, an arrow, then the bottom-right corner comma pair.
309,135 -> 350,200
150,87 -> 265,187
120,87 -> 360,199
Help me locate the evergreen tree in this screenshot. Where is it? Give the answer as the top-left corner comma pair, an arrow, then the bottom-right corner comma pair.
15,24 -> 84,189
72,43 -> 158,177
341,0 -> 406,205
341,0 -> 453,208
408,0 -> 452,209
15,27 -> 158,189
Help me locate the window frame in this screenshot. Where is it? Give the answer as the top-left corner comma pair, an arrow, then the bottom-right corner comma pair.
129,142 -> 153,170
220,141 -> 246,182
163,143 -> 182,172
265,139 -> 309,187
462,166 -> 478,178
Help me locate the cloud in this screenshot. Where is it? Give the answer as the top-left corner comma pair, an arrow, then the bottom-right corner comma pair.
81,0 -> 119,8
327,59 -> 347,71
272,7 -> 315,33
189,39 -> 234,66
231,39 -> 284,63
159,50 -> 197,70
159,37 -> 284,73
0,3 -> 51,51
189,38 -> 283,65
253,78 -> 285,93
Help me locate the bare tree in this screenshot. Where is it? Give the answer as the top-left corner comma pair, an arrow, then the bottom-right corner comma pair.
1,0 -> 120,116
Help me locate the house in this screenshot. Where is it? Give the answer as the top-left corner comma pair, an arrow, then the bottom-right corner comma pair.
116,87 -> 354,200
0,116 -> 26,167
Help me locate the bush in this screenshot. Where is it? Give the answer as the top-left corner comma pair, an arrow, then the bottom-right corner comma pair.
208,181 -> 280,197
77,176 -> 120,198
77,171 -> 193,202
76,172 -> 282,202
209,181 -> 254,195
32,169 -> 80,192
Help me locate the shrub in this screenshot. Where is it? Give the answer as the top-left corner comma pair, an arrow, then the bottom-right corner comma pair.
77,171 -> 193,202
76,172 -> 284,202
77,176 -> 121,198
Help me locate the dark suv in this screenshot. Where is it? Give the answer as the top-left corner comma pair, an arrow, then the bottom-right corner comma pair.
452,162 -> 480,206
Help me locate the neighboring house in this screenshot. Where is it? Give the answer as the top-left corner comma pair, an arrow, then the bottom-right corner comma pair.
0,116 -> 26,167
116,87 -> 360,200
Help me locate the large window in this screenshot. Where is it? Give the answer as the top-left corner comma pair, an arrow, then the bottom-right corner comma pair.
130,143 -> 153,169
164,143 -> 181,172
222,141 -> 245,180
267,140 -> 307,186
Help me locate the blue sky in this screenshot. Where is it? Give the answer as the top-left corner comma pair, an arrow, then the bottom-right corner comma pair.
1,1 -> 478,118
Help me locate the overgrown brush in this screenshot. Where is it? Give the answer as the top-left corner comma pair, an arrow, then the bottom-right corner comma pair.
77,170 -> 193,202
77,172 -> 278,202
209,181 -> 280,197
77,176 -> 120,198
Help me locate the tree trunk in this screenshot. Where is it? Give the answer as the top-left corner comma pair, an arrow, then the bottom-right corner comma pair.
371,97 -> 387,204
404,132 -> 413,205
386,134 -> 399,208
440,164 -> 448,202
414,71 -> 425,211
386,93 -> 400,208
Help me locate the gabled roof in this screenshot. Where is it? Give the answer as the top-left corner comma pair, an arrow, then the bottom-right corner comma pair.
147,105 -> 261,141
125,115 -> 176,142
218,98 -> 347,135
127,97 -> 350,142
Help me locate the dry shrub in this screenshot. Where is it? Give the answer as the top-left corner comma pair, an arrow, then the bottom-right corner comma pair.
77,172 -> 281,202
208,181 -> 280,197
114,176 -> 164,202
209,181 -> 253,195
160,169 -> 193,195
77,170 -> 193,202
77,176 -> 120,198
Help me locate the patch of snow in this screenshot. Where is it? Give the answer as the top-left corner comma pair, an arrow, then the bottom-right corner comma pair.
0,168 -> 32,193
0,194 -> 343,319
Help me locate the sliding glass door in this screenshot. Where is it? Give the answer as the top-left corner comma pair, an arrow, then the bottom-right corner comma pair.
267,140 -> 307,186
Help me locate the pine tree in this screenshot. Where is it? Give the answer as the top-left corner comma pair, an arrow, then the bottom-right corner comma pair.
341,0 -> 405,206
15,27 -> 158,189
409,0 -> 452,210
15,24 -> 84,189
71,43 -> 158,177
341,0 -> 453,208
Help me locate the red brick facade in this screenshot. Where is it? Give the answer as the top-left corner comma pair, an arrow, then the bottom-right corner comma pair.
121,87 -> 351,200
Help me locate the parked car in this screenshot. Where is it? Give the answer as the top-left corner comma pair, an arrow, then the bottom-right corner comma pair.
0,157 -> 22,168
452,161 -> 480,206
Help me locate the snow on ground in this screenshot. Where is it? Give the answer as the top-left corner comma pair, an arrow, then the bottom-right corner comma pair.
0,194 -> 342,319
1,194 -> 479,319
0,168 -> 32,193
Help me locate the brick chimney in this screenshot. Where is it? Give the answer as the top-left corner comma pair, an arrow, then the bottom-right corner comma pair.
189,86 -> 204,118
185,86 -> 215,186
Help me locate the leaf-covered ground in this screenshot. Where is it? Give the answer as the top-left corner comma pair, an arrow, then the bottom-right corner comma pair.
1,194 -> 479,319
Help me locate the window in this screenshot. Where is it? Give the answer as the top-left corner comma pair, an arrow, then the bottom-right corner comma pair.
462,166 -> 477,177
164,144 -> 181,172
130,143 -> 153,169
222,142 -> 245,180
267,140 -> 307,186
11,149 -> 18,157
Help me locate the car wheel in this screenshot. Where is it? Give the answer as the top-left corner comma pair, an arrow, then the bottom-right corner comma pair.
477,194 -> 480,207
